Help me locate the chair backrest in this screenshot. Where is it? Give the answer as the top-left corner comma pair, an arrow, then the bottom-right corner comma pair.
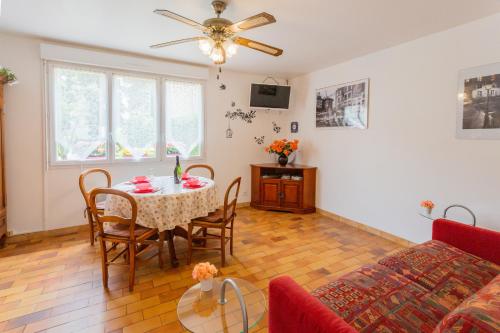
79,168 -> 112,208
223,177 -> 241,221
185,164 -> 215,180
89,188 -> 138,240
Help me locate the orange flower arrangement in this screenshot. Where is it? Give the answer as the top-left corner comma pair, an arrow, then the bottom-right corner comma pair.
192,262 -> 218,281
420,200 -> 435,209
265,138 -> 299,157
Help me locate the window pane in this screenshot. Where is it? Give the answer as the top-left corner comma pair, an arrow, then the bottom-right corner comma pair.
165,80 -> 203,158
53,67 -> 108,161
113,75 -> 158,159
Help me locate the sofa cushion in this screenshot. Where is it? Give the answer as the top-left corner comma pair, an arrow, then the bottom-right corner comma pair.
434,274 -> 500,333
379,240 -> 499,304
312,264 -> 449,332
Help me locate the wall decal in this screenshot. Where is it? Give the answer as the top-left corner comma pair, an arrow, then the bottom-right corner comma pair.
225,109 -> 256,123
272,121 -> 281,133
291,121 -> 299,133
254,136 -> 265,145
225,111 -> 233,138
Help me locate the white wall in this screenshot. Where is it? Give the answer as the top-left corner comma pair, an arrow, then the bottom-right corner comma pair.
288,13 -> 500,243
1,33 -> 45,234
1,32 -> 287,234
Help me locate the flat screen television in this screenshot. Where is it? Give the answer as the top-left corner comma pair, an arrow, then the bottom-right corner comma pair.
250,83 -> 291,110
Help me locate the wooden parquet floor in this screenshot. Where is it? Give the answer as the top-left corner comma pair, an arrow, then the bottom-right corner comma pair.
0,208 -> 406,333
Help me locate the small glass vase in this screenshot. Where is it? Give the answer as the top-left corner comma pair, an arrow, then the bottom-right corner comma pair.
426,207 -> 433,216
278,154 -> 288,166
200,277 -> 213,292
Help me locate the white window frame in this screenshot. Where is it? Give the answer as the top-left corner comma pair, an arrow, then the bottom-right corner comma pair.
45,60 -> 206,167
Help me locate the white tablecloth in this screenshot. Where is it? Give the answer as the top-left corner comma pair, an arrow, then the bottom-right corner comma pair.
105,176 -> 218,232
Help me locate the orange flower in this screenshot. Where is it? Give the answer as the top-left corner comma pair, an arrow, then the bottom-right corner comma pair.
266,138 -> 299,156
420,200 -> 435,209
192,262 -> 218,281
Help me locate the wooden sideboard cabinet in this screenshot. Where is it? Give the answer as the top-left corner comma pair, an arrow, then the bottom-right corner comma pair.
250,163 -> 316,214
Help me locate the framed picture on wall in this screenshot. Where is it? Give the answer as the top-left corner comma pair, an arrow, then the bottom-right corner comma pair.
315,78 -> 369,129
457,63 -> 500,139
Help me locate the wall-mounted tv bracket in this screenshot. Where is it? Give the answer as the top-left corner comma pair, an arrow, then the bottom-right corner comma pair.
262,75 -> 280,85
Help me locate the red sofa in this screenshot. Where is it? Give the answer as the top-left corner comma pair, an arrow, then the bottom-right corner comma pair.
269,219 -> 500,333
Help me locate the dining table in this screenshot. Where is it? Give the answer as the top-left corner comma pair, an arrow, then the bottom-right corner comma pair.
105,175 -> 218,267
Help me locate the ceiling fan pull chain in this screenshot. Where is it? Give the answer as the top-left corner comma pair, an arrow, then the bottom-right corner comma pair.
217,66 -> 222,80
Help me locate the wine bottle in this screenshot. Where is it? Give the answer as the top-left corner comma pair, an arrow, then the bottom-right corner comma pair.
174,155 -> 182,184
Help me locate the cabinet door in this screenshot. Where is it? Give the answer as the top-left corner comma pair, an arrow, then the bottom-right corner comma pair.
260,179 -> 281,207
281,181 -> 303,208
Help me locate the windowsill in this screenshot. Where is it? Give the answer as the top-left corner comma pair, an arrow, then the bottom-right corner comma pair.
47,156 -> 205,170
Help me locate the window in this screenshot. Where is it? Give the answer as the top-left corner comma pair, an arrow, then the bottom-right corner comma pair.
113,75 -> 158,160
52,66 -> 108,162
165,80 -> 203,158
47,62 -> 205,165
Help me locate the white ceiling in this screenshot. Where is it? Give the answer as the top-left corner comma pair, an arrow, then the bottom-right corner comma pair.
1,0 -> 500,77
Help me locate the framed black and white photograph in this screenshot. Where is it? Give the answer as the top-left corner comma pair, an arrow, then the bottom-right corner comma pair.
457,63 -> 500,139
291,121 -> 299,133
316,78 -> 369,129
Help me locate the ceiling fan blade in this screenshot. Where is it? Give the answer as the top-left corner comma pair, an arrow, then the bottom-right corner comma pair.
150,37 -> 208,49
228,12 -> 276,33
154,9 -> 207,31
234,37 -> 283,56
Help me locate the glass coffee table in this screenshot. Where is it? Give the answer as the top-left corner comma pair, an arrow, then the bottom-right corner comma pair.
177,277 -> 267,333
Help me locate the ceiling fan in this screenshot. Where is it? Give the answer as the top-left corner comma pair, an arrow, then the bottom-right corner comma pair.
150,0 -> 283,65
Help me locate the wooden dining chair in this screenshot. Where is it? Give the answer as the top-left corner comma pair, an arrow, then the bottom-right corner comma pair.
187,177 -> 241,267
89,188 -> 164,292
185,164 -> 215,180
79,168 -> 112,245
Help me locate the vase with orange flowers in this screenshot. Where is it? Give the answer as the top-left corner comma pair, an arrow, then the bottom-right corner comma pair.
420,200 -> 435,216
265,138 -> 299,166
192,262 -> 218,292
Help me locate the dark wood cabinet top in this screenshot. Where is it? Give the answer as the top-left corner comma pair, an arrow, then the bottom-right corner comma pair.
250,163 -> 317,170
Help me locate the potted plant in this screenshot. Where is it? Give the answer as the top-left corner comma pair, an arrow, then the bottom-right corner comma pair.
0,67 -> 18,85
265,138 -> 299,166
192,262 -> 218,292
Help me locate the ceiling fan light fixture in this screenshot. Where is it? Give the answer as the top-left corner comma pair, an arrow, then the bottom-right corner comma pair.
209,43 -> 226,64
151,2 -> 282,65
224,40 -> 239,58
198,38 -> 214,55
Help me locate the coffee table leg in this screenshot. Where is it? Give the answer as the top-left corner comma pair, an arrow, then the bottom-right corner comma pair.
165,230 -> 179,268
